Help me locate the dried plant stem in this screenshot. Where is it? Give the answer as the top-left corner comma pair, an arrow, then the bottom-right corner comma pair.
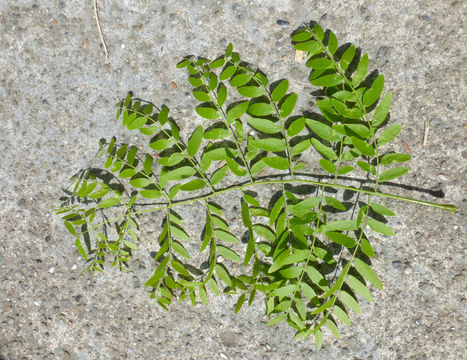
93,0 -> 108,59
423,121 -> 429,147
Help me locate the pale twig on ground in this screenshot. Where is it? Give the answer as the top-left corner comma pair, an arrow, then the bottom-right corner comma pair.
93,0 -> 109,59
423,121 -> 429,147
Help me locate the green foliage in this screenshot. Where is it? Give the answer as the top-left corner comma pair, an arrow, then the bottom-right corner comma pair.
56,22 -> 455,348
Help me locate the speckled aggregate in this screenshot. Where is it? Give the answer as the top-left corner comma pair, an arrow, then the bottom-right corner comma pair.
0,1 -> 466,359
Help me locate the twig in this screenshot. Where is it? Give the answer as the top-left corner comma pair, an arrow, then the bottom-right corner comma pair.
423,121 -> 429,147
93,0 -> 108,59
184,12 -> 191,31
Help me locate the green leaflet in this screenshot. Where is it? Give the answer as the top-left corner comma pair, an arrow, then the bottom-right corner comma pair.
210,57 -> 225,69
306,57 -> 334,69
352,53 -> 369,87
262,156 -> 289,170
370,202 -> 395,216
253,224 -> 275,242
98,197 -> 119,208
214,229 -> 239,243
267,313 -> 287,327
238,86 -> 263,98
248,102 -> 274,117
143,155 -> 153,175
217,83 -> 227,106
373,92 -> 392,126
75,238 -> 88,260
340,45 -> 355,71
327,31 -> 338,54
353,258 -> 383,289
173,240 -> 190,259
321,219 -> 358,232
251,138 -> 287,152
362,75 -> 384,107
340,290 -> 361,314
204,127 -> 230,140
306,119 -> 341,142
77,182 -> 97,197
271,79 -> 289,102
187,126 -> 204,157
334,305 -> 351,326
325,232 -> 356,248
280,93 -> 297,117
247,118 -> 281,134
380,153 -> 411,165
193,90 -> 210,102
230,73 -> 250,87
287,117 -> 305,137
377,124 -> 401,146
208,277 -> 220,296
291,139 -> 311,155
294,40 -> 322,55
379,167 -> 408,182
289,197 -> 320,217
211,165 -> 228,186
149,138 -> 171,151
220,65 -> 236,81
269,284 -> 297,298
145,256 -> 170,287
361,238 -> 375,258
351,137 -> 375,156
215,263 -> 233,288
227,101 -> 249,122
311,74 -> 344,87
291,30 -> 312,42
357,160 -> 376,175
326,319 -> 340,339
319,158 -> 336,174
162,166 -> 196,182
346,274 -> 373,302
311,138 -> 338,160
170,225 -> 190,241
180,179 -> 206,191
367,218 -> 395,236
127,116 -> 147,130
217,245 -> 241,263
235,294 -> 246,313
140,190 -> 163,199
196,106 -> 219,120
130,178 -> 151,188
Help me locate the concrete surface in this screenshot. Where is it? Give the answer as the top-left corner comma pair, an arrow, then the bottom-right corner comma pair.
1,0 -> 466,359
